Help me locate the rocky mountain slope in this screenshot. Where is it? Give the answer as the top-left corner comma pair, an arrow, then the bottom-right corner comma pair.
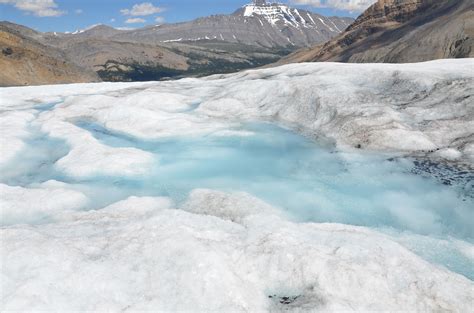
278,0 -> 473,64
0,23 -> 100,87
51,34 -> 286,82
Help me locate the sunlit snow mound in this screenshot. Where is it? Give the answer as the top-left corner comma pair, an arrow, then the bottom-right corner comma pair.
1,59 -> 473,167
2,190 -> 473,312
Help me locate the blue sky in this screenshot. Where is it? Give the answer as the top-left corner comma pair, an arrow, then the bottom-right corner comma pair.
0,1 -> 373,33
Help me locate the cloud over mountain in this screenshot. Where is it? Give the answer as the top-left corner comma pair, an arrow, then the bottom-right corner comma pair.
125,18 -> 146,24
0,0 -> 65,17
120,2 -> 163,16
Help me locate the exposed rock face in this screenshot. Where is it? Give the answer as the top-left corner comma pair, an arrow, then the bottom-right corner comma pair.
0,23 -> 100,87
347,0 -> 430,28
278,0 -> 473,64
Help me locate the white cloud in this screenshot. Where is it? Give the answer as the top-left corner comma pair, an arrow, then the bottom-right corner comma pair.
110,18 -> 116,22
125,17 -> 146,24
0,0 -> 65,17
75,9 -> 83,14
154,16 -> 165,24
121,2 -> 162,16
291,0 -> 376,12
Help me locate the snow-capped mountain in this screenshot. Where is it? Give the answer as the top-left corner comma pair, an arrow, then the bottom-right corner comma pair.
243,1 -> 342,30
115,1 -> 353,48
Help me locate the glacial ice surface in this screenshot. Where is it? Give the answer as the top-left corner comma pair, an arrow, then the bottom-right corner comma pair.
1,60 -> 473,311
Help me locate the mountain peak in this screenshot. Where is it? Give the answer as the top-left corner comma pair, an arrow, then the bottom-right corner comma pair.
70,24 -> 123,38
242,1 -> 317,28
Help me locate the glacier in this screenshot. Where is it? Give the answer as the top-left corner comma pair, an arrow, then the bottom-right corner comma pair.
0,59 -> 473,311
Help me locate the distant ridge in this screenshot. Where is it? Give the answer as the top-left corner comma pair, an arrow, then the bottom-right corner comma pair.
69,24 -> 122,39
113,0 -> 353,48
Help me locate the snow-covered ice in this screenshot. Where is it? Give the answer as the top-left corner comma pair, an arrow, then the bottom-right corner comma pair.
1,190 -> 473,312
0,182 -> 88,224
1,59 -> 473,311
0,111 -> 36,167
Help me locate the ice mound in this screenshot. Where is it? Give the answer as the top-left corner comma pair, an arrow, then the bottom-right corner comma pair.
36,114 -> 155,178
0,111 -> 36,166
2,59 -> 472,161
197,60 -> 474,160
1,190 -> 472,312
0,182 -> 88,224
182,188 -> 283,223
62,196 -> 174,222
38,93 -> 233,140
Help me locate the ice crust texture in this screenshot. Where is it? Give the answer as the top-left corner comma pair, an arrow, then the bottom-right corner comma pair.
1,60 -> 473,311
2,191 -> 473,312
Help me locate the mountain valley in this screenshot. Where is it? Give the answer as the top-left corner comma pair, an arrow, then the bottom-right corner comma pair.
0,1 -> 353,86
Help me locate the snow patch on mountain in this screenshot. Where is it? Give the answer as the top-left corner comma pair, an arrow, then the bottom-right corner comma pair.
243,1 -> 326,29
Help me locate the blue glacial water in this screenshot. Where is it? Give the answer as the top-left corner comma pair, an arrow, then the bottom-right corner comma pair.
1,117 -> 473,280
